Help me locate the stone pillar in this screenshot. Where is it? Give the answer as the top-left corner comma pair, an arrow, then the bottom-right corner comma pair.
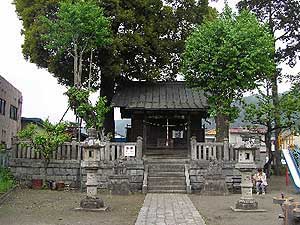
190,136 -> 197,160
231,147 -> 265,212
136,136 -> 143,160
71,138 -> 77,159
77,128 -> 107,211
105,143 -> 110,161
223,138 -> 229,161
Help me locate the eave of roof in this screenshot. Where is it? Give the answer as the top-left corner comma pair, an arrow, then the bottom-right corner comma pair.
112,81 -> 208,111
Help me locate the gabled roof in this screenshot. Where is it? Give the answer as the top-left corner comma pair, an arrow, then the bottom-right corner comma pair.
112,81 -> 208,111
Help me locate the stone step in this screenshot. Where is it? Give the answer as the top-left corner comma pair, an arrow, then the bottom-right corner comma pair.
148,178 -> 186,186
147,189 -> 187,193
148,176 -> 186,182
148,185 -> 186,191
145,158 -> 189,164
148,165 -> 185,172
148,172 -> 185,177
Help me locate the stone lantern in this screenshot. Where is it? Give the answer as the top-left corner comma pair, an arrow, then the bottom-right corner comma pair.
77,128 -> 107,211
231,147 -> 265,212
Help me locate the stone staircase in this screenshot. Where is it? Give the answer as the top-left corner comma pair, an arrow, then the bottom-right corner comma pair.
145,158 -> 188,193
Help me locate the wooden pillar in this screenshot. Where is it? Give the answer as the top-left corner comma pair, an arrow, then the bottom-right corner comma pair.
187,113 -> 191,157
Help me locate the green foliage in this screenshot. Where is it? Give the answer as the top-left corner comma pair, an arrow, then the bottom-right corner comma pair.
238,0 -> 300,67
41,0 -> 111,55
65,87 -> 110,131
244,86 -> 300,134
0,168 -> 15,193
182,5 -> 276,120
14,0 -> 213,86
0,143 -> 5,151
17,120 -> 70,162
39,0 -> 111,86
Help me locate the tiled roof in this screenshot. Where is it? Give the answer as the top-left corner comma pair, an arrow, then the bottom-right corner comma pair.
112,81 -> 208,111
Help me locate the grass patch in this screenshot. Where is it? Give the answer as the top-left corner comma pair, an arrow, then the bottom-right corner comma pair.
0,167 -> 15,193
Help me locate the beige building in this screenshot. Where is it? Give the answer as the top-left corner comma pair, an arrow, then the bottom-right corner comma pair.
205,127 -> 267,152
0,75 -> 22,148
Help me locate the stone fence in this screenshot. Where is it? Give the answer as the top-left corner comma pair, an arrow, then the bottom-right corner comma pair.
190,137 -> 235,161
9,137 -> 144,191
12,137 -> 143,161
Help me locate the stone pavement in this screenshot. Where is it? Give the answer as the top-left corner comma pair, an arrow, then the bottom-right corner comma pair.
135,193 -> 206,225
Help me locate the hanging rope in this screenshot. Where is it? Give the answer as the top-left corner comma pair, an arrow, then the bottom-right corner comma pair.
143,120 -> 187,128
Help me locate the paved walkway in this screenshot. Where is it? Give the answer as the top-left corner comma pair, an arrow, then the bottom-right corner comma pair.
135,194 -> 206,225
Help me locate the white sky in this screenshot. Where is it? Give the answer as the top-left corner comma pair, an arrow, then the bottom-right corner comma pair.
0,0 -> 298,123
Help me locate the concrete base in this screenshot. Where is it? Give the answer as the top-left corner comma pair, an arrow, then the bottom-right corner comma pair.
74,206 -> 109,212
79,197 -> 104,209
230,206 -> 267,212
235,198 -> 258,210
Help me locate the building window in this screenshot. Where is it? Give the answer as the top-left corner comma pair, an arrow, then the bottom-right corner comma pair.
10,105 -> 18,120
0,98 -> 6,115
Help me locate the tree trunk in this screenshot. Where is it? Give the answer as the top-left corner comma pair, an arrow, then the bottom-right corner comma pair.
271,73 -> 281,175
100,74 -> 115,137
264,128 -> 273,178
215,113 -> 229,142
74,44 -> 79,86
78,51 -> 83,86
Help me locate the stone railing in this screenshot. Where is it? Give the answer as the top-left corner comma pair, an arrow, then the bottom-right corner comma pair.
190,137 -> 236,161
12,140 -> 82,160
11,136 -> 143,162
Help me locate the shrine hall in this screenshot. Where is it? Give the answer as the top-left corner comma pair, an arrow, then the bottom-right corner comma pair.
112,81 -> 209,158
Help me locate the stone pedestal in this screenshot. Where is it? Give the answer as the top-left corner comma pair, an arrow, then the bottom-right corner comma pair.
235,170 -> 258,210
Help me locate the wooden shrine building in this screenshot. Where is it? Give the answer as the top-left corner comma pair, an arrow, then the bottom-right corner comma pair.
112,81 -> 209,157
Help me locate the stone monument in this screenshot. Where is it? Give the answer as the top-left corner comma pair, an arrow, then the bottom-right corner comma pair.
231,146 -> 265,212
202,159 -> 228,195
76,128 -> 107,211
109,159 -> 131,195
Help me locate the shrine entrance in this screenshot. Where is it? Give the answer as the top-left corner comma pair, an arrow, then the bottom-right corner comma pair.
144,115 -> 189,157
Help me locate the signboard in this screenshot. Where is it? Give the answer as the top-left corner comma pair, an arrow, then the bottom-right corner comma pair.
124,145 -> 136,157
172,130 -> 184,139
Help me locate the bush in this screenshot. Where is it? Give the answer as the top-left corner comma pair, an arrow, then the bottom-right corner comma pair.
0,167 -> 15,193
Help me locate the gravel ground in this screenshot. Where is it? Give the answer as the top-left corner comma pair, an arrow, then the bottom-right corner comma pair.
0,176 -> 298,225
190,175 -> 299,225
0,189 -> 145,225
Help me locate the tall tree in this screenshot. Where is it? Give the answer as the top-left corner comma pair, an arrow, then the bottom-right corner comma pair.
182,5 -> 276,141
238,0 -> 300,174
41,0 -> 111,87
14,0 -> 213,133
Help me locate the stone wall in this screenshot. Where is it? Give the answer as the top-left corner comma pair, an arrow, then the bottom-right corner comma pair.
189,160 -> 242,193
9,158 -> 145,191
